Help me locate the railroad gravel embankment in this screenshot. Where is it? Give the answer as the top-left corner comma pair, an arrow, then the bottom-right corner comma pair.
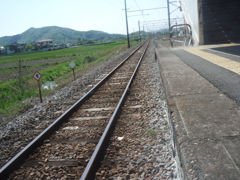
0,46 -> 137,168
1,41 -> 178,180
96,40 -> 177,179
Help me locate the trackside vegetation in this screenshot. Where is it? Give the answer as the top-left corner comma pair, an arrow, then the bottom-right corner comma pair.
0,41 -> 138,117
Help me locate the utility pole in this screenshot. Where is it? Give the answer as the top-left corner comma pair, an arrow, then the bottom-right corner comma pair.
124,0 -> 130,48
18,57 -> 24,95
167,0 -> 171,34
167,0 -> 173,47
143,25 -> 145,39
138,20 -> 141,42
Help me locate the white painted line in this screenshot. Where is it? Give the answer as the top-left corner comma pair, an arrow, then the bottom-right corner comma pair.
109,82 -> 122,85
55,111 -> 64,114
63,126 -> 79,130
72,116 -> 109,121
126,105 -> 142,109
81,107 -> 115,112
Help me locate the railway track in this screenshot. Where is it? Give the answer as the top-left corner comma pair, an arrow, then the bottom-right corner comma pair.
94,40 -> 177,179
0,41 -> 149,179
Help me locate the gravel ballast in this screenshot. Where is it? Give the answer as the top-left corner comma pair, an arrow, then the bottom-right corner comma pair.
1,40 -> 178,179
96,40 -> 177,179
0,45 -> 138,167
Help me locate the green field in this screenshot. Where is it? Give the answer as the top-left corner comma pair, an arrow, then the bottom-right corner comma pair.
0,40 -> 138,117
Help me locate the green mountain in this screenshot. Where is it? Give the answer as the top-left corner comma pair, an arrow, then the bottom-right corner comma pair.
0,26 -> 125,46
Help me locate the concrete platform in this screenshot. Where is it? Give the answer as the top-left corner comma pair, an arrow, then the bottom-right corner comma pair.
156,46 -> 240,179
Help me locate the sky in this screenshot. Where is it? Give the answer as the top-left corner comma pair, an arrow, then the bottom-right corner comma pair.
0,0 -> 183,37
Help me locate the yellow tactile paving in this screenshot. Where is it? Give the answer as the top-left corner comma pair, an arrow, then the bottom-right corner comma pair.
184,44 -> 240,75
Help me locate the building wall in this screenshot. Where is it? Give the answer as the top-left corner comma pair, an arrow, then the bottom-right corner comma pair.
181,0 -> 199,45
200,0 -> 240,44
182,0 -> 240,45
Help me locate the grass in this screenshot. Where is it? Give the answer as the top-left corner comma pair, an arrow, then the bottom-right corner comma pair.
0,40 -> 139,116
147,128 -> 157,138
0,41 -> 138,64
0,42 -> 118,64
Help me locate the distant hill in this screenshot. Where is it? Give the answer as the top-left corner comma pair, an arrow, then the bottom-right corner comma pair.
0,26 -> 125,46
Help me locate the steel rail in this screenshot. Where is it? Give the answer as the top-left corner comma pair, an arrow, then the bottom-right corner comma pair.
0,42 -> 145,179
80,41 -> 149,180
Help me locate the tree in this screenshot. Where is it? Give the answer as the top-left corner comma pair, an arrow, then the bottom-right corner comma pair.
25,43 -> 33,51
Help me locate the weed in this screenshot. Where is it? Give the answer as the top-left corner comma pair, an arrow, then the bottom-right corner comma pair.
164,125 -> 169,130
147,128 -> 157,137
84,56 -> 96,62
0,41 -> 137,116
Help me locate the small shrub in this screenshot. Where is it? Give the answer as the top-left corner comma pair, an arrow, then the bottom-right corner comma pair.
84,56 -> 96,62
